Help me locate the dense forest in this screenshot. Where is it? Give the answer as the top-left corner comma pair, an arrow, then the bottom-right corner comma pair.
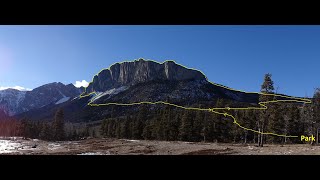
98,99 -> 317,145
99,74 -> 320,146
0,108 -> 92,141
1,73 -> 319,146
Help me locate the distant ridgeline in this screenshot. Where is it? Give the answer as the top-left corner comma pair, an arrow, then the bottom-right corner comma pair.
0,58 -> 316,145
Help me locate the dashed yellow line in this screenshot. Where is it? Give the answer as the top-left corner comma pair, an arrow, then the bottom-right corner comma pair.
79,58 -> 312,138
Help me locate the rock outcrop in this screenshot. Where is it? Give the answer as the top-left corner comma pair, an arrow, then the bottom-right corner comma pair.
86,59 -> 206,93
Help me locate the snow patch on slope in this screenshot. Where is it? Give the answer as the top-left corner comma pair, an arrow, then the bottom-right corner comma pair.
90,86 -> 128,102
55,97 -> 70,104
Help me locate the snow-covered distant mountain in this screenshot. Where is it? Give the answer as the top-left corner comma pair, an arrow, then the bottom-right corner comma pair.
0,82 -> 83,116
0,89 -> 26,116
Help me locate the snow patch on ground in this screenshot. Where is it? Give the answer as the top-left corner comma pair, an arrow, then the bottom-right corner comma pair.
0,140 -> 21,154
78,152 -> 110,155
55,97 -> 70,104
48,143 -> 62,150
125,139 -> 140,142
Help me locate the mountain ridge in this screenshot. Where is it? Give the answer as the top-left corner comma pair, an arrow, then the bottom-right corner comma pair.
4,58 -> 307,123
14,59 -> 262,122
0,82 -> 82,116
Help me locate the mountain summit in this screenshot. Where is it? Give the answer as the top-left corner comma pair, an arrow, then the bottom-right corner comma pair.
85,59 -> 206,93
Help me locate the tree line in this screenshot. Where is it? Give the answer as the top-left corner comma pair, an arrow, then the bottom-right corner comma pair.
1,73 -> 319,146
0,108 -> 94,141
100,73 -> 320,146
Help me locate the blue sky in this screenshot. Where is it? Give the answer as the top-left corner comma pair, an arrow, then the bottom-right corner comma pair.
0,25 -> 319,97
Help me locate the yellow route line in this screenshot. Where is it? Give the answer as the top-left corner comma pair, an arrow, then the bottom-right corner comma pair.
79,58 -> 312,138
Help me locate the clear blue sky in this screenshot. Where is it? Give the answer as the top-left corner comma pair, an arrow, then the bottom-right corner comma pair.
0,25 -> 319,97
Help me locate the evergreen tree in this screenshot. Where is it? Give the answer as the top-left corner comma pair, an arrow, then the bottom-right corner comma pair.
39,122 -> 52,141
120,116 -> 131,139
100,120 -> 107,137
152,115 -> 162,140
201,112 -> 210,142
142,119 -> 154,140
107,119 -> 115,137
85,125 -> 90,137
267,103 -> 285,143
260,73 -> 275,94
287,103 -> 302,144
232,110 -> 244,143
168,112 -> 180,141
312,88 -> 320,144
53,108 -> 65,141
214,98 -> 229,142
192,110 -> 203,141
247,110 -> 258,144
258,73 -> 275,147
133,105 -> 147,139
115,122 -> 121,138
300,102 -> 313,143
162,107 -> 171,141
20,117 -> 30,139
179,110 -> 193,141
72,129 -> 78,140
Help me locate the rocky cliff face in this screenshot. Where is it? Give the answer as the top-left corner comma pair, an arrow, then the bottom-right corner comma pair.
0,82 -> 82,116
86,59 -> 206,93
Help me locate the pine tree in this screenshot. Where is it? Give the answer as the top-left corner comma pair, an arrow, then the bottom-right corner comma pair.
115,122 -> 121,138
312,88 -> 320,144
20,117 -> 30,139
72,129 -> 78,140
121,116 -> 131,139
267,103 -> 284,143
260,73 -> 275,94
107,119 -> 115,137
300,102 -> 313,143
163,106 -> 175,141
201,112 -> 210,142
192,110 -> 203,141
152,115 -> 162,140
248,110 -> 258,144
205,111 -> 217,142
155,109 -> 165,140
241,110 -> 250,144
232,110 -> 244,143
100,120 -> 107,137
39,122 -> 52,141
258,73 -> 275,147
287,103 -> 302,144
214,98 -> 229,142
85,125 -> 90,137
142,119 -> 154,140
133,105 -> 147,139
179,110 -> 193,141
168,112 -> 180,141
53,108 -> 65,141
